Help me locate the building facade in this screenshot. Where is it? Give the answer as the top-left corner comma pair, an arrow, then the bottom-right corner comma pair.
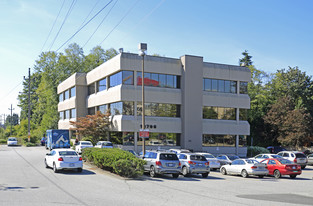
58,53 -> 250,156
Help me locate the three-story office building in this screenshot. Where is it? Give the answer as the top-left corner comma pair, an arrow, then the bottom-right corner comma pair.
58,52 -> 250,156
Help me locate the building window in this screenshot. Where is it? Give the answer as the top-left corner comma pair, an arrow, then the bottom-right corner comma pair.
97,78 -> 106,92
70,108 -> 76,119
70,87 -> 76,98
239,109 -> 248,120
137,72 -> 180,88
240,82 -> 248,94
137,102 -> 180,117
97,104 -> 108,114
64,90 -> 69,100
59,111 -> 64,120
88,83 -> 95,95
137,133 -> 180,147
203,106 -> 236,120
203,134 -> 236,147
109,71 -> 134,88
88,107 -> 95,115
109,101 -> 134,116
239,135 -> 247,147
59,93 -> 64,102
65,110 -> 70,119
203,78 -> 237,94
109,132 -> 134,145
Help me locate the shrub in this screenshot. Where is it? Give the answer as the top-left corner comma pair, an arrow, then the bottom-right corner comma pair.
25,142 -> 37,147
247,146 -> 270,157
82,148 -> 145,177
0,139 -> 7,144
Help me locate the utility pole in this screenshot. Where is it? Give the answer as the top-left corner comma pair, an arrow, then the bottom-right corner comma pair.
8,104 -> 14,136
24,68 -> 31,142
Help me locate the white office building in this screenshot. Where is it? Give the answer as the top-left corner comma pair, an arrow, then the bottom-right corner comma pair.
58,52 -> 250,156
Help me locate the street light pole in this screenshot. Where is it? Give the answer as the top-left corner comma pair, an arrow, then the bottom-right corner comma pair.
139,43 -> 147,157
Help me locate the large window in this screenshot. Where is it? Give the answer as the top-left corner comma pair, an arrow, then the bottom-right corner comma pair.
88,83 -> 95,95
137,102 -> 180,117
64,90 -> 69,100
97,78 -> 106,92
97,104 -> 108,114
137,72 -> 180,88
70,108 -> 76,119
203,106 -> 236,120
70,87 -> 75,98
59,111 -> 64,120
59,93 -> 64,102
65,110 -> 70,119
137,133 -> 180,147
109,71 -> 134,88
203,78 -> 237,94
109,101 -> 134,116
239,109 -> 248,120
203,134 -> 235,147
88,107 -> 95,115
240,82 -> 248,94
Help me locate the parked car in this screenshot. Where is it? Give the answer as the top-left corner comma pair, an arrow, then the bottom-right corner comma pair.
143,150 -> 181,178
216,154 -> 240,166
249,153 -> 283,162
45,149 -> 83,173
196,152 -> 221,170
307,154 -> 313,165
148,140 -> 162,146
41,137 -> 46,146
178,153 -> 210,178
75,141 -> 93,154
7,137 -> 18,146
162,139 -> 175,146
220,159 -> 268,178
169,149 -> 191,154
277,151 -> 308,169
260,158 -> 301,179
126,149 -> 139,158
267,146 -> 286,154
94,141 -> 113,149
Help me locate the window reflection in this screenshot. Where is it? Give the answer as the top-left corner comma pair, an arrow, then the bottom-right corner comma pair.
137,72 -> 179,88
137,102 -> 180,117
97,78 -> 106,92
203,78 -> 237,94
64,90 -> 69,100
240,82 -> 248,94
88,84 -> 95,95
203,134 -> 236,147
109,101 -> 134,116
203,106 -> 236,120
70,87 -> 75,98
137,133 -> 180,146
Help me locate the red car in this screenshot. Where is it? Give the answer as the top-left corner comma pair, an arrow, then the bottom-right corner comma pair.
260,158 -> 301,179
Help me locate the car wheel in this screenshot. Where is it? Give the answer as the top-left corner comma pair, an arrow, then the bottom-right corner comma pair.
182,166 -> 189,177
202,173 -> 209,178
274,170 -> 281,179
150,166 -> 156,178
221,167 -> 227,175
290,175 -> 297,179
53,163 -> 58,173
258,175 -> 264,178
77,168 -> 83,173
301,166 -> 306,170
45,159 -> 49,168
172,174 -> 179,179
241,169 -> 249,178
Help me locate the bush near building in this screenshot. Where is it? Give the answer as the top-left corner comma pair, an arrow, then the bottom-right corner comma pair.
82,148 -> 145,178
247,146 -> 270,157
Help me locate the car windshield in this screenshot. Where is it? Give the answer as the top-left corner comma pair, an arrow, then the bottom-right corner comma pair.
203,154 -> 215,158
295,153 -> 306,158
103,142 -> 113,146
59,151 -> 77,156
190,155 -> 207,161
271,155 -> 282,158
229,155 -> 240,160
245,159 -> 259,164
82,142 -> 92,145
160,153 -> 178,160
8,138 -> 16,141
278,159 -> 293,164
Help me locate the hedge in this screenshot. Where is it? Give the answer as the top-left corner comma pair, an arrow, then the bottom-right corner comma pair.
247,146 -> 270,157
82,148 -> 145,178
0,139 -> 6,144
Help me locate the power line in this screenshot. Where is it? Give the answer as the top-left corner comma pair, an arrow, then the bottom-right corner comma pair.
83,0 -> 119,48
56,0 -> 114,52
99,0 -> 140,46
49,0 -> 77,51
40,0 -> 66,53
78,0 -> 102,29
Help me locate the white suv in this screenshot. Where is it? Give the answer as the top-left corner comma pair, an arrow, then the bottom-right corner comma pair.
277,151 -> 308,169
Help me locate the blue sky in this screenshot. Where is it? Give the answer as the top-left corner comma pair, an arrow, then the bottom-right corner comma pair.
0,0 -> 313,122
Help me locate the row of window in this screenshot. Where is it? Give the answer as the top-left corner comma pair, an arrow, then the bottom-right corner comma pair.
88,101 -> 181,118
203,107 -> 248,121
203,78 -> 248,94
59,87 -> 76,102
59,108 -> 76,120
203,134 -> 247,147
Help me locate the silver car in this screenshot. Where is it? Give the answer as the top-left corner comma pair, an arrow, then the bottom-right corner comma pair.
308,154 -> 313,165
178,153 -> 210,178
197,152 -> 221,170
143,151 -> 181,178
220,159 -> 268,178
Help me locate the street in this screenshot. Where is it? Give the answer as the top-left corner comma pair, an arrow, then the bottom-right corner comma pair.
1,145 -> 313,206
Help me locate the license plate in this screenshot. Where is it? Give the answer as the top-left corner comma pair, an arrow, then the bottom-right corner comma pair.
168,163 -> 173,167
293,171 -> 298,172
198,163 -> 203,166
69,163 -> 74,167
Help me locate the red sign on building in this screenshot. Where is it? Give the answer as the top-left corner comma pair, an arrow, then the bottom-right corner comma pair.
139,129 -> 149,138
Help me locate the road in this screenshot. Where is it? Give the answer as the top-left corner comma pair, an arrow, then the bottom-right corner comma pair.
1,145 -> 313,206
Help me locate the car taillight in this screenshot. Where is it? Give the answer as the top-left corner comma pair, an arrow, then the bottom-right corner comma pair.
294,159 -> 297,163
205,161 -> 210,166
79,157 -> 82,161
155,161 -> 162,166
58,157 -> 63,161
179,162 -> 181,166
251,166 -> 257,169
188,161 -> 196,165
265,166 -> 268,169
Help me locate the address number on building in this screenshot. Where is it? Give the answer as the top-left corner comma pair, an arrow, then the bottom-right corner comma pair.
139,129 -> 149,138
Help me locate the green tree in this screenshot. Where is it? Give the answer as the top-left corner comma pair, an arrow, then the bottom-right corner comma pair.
239,50 -> 253,66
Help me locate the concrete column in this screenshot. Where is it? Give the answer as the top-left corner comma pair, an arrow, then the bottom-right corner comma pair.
180,55 -> 203,152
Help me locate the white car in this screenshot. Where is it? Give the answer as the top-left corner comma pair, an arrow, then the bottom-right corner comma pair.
220,159 -> 269,178
45,149 -> 83,173
94,141 -> 113,148
169,149 -> 191,154
249,153 -> 283,162
197,152 -> 221,170
75,141 -> 93,154
277,151 -> 308,169
7,137 -> 18,146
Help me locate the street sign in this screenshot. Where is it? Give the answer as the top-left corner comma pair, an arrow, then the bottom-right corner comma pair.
139,129 -> 149,138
